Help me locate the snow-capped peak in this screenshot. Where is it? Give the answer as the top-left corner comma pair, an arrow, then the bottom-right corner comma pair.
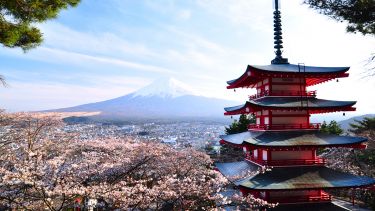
132,77 -> 197,98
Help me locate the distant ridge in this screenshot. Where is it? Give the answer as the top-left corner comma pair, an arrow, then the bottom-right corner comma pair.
338,114 -> 375,131
48,77 -> 238,121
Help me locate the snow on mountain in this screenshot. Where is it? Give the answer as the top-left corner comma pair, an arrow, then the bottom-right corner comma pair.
132,77 -> 197,98
49,78 -> 238,120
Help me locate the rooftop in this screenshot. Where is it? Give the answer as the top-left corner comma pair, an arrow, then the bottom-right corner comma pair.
269,202 -> 349,211
227,64 -> 350,89
215,161 -> 259,181
237,166 -> 375,190
224,97 -> 356,115
220,131 -> 367,148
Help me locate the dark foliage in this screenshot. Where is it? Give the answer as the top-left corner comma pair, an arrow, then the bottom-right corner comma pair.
320,120 -> 343,135
349,117 -> 375,133
0,0 -> 81,51
305,0 -> 375,76
304,0 -> 375,36
225,114 -> 255,135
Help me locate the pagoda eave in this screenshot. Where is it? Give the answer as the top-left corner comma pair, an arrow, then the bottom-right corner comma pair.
227,65 -> 350,89
224,98 -> 356,116
224,105 -> 356,116
219,131 -> 368,149
219,141 -> 367,150
243,143 -> 367,150
224,106 -> 357,116
219,139 -> 244,148
238,184 -> 375,192
235,166 -> 375,191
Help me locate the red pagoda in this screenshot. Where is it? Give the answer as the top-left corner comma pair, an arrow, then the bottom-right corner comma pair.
215,0 -> 375,209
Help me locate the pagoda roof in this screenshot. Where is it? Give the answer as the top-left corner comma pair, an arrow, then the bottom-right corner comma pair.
236,166 -> 375,190
270,202 -> 349,211
251,64 -> 348,74
224,97 -> 356,115
220,131 -> 367,148
227,64 -> 349,89
215,161 -> 260,182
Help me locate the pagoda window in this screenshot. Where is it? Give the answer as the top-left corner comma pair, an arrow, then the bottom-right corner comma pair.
262,150 -> 268,160
256,117 -> 261,125
260,191 -> 266,199
264,116 -> 270,125
265,85 -> 270,93
253,149 -> 258,159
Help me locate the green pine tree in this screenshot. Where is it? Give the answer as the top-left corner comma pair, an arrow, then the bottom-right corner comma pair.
0,0 -> 81,51
225,114 -> 255,135
320,120 -> 343,135
304,0 -> 375,36
349,117 -> 375,133
320,121 -> 328,133
328,120 -> 343,135
0,0 -> 81,86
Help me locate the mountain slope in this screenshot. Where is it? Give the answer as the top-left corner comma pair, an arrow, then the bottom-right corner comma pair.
51,78 -> 237,120
338,114 -> 375,131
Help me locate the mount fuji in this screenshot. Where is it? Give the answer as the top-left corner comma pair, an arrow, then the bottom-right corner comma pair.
51,78 -> 238,121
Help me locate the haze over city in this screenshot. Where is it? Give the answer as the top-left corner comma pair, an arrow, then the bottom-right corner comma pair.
0,0 -> 374,115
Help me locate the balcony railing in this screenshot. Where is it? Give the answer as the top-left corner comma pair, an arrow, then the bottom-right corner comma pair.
248,123 -> 321,130
248,156 -> 326,166
249,90 -> 317,100
268,192 -> 331,204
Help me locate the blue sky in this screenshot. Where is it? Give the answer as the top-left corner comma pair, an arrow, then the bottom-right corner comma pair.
0,0 -> 374,115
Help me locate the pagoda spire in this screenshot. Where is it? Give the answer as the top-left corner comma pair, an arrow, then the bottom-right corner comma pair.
271,0 -> 289,64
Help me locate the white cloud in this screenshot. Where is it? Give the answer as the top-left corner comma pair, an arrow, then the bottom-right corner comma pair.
143,0 -> 191,20
0,77 -> 150,111
1,0 -> 374,114
40,23 -> 159,58
196,0 -> 273,32
177,9 -> 191,20
3,47 -> 174,74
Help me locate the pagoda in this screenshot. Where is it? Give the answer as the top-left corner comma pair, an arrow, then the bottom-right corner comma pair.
215,0 -> 375,208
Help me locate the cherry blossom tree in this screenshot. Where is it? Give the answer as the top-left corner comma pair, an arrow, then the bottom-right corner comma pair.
0,112 -> 274,210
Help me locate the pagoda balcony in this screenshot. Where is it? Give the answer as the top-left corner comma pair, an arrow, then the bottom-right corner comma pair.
247,156 -> 326,167
267,191 -> 331,204
248,123 -> 321,131
249,90 -> 317,100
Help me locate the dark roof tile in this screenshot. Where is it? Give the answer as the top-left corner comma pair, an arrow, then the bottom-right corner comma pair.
220,131 -> 367,147
238,166 -> 375,190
